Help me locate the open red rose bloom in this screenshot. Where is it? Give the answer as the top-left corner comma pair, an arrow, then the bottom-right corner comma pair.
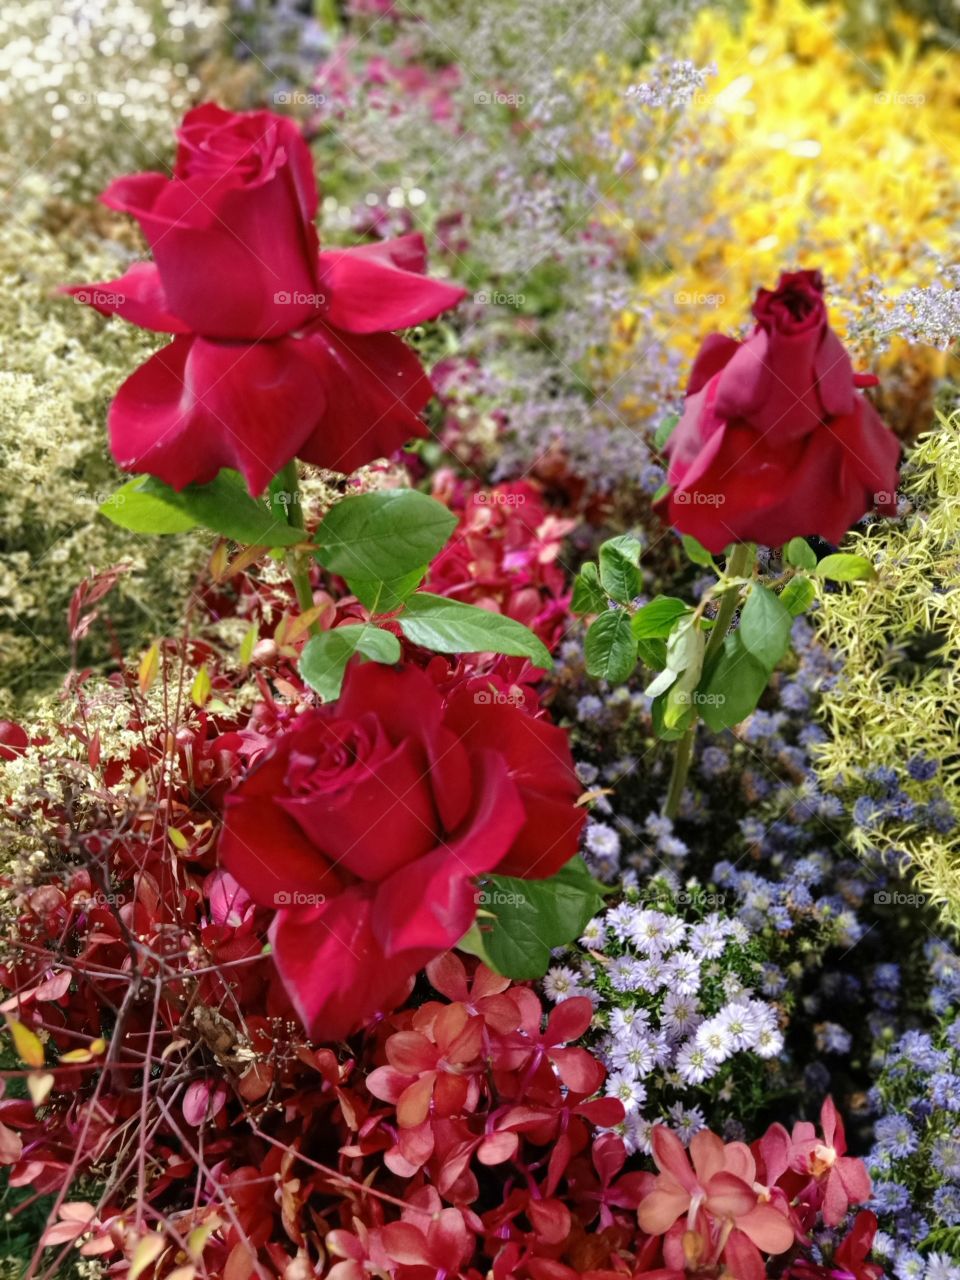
64,103 -> 467,494
655,269 -> 901,552
218,661 -> 585,1039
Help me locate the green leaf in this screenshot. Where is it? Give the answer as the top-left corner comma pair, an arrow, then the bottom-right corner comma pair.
783,537 -> 816,570
813,553 -> 877,582
652,481 -> 671,504
314,490 -> 457,581
781,575 -> 816,617
644,615 -> 702,699
139,472 -> 305,546
651,692 -> 695,740
631,596 -> 691,639
478,857 -> 605,980
299,624 -> 401,702
697,633 -> 770,730
99,478 -> 200,535
267,472 -> 303,526
739,584 -> 792,672
583,610 -> 637,683
654,413 -> 680,450
681,534 -> 715,568
397,593 -> 552,669
456,920 -> 494,966
660,619 -> 706,729
571,562 -> 607,615
349,567 -> 426,614
598,535 -> 643,605
635,637 -> 667,670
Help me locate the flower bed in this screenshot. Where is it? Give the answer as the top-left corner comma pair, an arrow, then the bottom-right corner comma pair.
1,3 -> 959,1279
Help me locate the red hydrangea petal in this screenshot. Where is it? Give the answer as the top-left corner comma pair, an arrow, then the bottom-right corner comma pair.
544,997 -> 594,1045
636,1185 -> 690,1236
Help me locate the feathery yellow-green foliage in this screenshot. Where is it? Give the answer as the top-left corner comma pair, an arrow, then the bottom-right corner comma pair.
0,0 -> 239,717
814,411 -> 960,928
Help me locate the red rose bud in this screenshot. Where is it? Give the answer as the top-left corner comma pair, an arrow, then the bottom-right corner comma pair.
63,104 -> 467,495
217,662 -> 584,1039
655,269 -> 900,552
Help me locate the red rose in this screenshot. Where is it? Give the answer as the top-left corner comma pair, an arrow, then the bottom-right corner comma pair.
218,662 -> 584,1039
655,270 -> 900,552
64,104 -> 466,494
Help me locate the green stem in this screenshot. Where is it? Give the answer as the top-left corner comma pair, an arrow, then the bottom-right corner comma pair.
663,542 -> 754,819
277,460 -> 320,635
663,725 -> 695,821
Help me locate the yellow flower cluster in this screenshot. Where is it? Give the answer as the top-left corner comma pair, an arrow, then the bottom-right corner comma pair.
578,0 -> 960,414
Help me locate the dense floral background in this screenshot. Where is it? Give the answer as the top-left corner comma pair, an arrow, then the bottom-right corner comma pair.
1,2 -> 959,1279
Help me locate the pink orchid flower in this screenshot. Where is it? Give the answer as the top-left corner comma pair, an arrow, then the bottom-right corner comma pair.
639,1127 -> 795,1277
790,1097 -> 872,1227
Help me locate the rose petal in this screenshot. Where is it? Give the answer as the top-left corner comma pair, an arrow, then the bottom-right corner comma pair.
269,888 -> 428,1039
108,334 -> 326,494
62,263 -> 190,333
370,750 -> 525,956
318,240 -> 467,334
296,325 -> 432,474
